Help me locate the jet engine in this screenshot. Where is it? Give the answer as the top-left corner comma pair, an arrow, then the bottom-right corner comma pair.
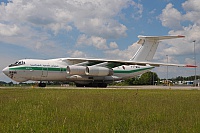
66,66 -> 86,75
85,66 -> 113,76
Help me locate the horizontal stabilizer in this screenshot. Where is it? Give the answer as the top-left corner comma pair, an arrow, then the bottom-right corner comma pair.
138,35 -> 185,41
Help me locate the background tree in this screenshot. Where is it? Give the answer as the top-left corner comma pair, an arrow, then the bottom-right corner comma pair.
111,71 -> 160,86
138,71 -> 159,85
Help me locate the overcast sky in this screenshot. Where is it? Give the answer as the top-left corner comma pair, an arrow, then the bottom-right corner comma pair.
0,0 -> 200,82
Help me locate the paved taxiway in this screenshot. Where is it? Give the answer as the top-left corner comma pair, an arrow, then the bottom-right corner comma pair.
42,85 -> 200,90
1,85 -> 199,90
107,85 -> 200,90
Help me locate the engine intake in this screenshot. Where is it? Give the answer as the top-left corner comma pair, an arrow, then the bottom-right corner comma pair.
66,66 -> 86,75
85,66 -> 113,76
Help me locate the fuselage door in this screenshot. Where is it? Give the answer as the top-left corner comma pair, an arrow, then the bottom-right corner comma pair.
42,67 -> 48,77
60,67 -> 65,73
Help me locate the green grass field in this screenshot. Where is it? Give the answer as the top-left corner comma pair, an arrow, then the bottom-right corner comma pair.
0,88 -> 200,132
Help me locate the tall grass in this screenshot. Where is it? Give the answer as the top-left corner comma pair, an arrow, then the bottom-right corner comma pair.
0,88 -> 200,132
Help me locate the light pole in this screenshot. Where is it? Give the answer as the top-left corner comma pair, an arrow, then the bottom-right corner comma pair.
193,40 -> 197,87
166,55 -> 168,86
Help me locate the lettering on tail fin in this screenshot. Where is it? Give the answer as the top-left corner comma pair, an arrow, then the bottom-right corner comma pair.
130,35 -> 185,62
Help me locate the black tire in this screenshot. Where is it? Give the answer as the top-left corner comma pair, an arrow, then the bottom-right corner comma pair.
98,83 -> 107,88
76,84 -> 84,87
39,83 -> 46,87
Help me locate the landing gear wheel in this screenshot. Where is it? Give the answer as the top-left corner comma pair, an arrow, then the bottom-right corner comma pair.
76,84 -> 84,87
38,82 -> 46,87
98,83 -> 107,88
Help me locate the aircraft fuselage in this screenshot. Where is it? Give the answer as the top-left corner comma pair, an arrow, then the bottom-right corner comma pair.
2,58 -> 154,85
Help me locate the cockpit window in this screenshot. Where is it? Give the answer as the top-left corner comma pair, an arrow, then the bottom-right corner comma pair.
9,60 -> 25,67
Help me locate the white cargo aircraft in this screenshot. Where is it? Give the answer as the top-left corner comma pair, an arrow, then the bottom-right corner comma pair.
2,35 -> 196,87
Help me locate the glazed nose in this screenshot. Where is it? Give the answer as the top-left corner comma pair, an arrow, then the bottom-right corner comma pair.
2,67 -> 9,76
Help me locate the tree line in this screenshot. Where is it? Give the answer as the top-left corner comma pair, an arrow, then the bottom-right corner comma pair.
110,72 -> 200,86
111,71 -> 159,86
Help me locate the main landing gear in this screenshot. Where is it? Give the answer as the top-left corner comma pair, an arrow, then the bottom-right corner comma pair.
38,82 -> 46,87
76,83 -> 107,88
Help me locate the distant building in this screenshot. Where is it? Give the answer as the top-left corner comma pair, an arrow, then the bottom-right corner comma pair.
193,79 -> 200,86
174,81 -> 193,86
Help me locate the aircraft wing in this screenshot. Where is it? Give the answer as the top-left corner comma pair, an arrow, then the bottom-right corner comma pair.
61,58 -> 197,68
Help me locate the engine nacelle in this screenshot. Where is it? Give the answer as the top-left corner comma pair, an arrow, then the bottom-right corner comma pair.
66,66 -> 86,75
85,66 -> 113,76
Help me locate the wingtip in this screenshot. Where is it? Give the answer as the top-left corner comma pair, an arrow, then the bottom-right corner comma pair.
186,65 -> 197,68
178,35 -> 185,38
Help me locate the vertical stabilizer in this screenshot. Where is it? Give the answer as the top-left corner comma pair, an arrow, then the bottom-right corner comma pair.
130,35 -> 185,61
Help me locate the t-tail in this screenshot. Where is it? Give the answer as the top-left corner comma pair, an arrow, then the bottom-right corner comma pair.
130,35 -> 185,61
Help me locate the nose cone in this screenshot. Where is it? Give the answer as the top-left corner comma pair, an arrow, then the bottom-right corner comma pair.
2,67 -> 9,76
